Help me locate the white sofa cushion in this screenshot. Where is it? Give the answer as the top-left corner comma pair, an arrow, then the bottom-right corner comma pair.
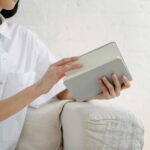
61,101 -> 144,150
16,99 -> 70,150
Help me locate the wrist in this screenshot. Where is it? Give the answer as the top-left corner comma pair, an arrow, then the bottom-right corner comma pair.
31,81 -> 44,97
34,78 -> 54,95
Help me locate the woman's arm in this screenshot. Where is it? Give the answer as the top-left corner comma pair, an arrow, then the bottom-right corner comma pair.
0,57 -> 82,121
0,83 -> 41,121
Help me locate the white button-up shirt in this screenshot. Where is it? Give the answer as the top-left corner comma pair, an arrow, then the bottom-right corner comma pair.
0,14 -> 66,150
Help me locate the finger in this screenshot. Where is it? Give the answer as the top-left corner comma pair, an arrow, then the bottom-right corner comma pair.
62,63 -> 83,73
112,73 -> 121,96
99,80 -> 111,99
122,75 -> 131,89
55,63 -> 83,78
102,76 -> 116,98
52,56 -> 80,66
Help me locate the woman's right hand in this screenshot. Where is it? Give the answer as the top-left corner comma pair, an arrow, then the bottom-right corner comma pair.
36,56 -> 83,94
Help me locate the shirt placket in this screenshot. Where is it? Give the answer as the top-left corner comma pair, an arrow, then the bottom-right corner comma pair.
0,48 -> 9,72
0,74 -> 7,99
0,48 -> 8,98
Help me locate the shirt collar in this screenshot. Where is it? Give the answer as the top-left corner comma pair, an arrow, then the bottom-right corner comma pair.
0,14 -> 12,40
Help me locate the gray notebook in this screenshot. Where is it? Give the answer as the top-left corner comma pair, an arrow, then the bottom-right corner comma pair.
64,42 -> 132,101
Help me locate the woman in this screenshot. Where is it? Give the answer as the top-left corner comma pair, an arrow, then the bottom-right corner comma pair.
0,0 -> 131,150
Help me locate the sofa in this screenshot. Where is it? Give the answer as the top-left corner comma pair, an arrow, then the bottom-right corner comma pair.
16,99 -> 144,150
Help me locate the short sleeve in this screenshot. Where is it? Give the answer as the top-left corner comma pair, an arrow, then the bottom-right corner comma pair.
29,33 -> 67,108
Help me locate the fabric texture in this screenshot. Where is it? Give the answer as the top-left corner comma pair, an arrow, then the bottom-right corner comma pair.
16,99 -> 70,150
61,101 -> 144,150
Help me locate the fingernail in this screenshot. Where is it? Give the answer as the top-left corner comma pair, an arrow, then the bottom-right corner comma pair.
113,94 -> 116,97
123,75 -> 127,80
72,56 -> 79,60
102,76 -> 106,80
77,64 -> 83,67
113,73 -> 117,77
75,56 -> 80,59
111,92 -> 116,96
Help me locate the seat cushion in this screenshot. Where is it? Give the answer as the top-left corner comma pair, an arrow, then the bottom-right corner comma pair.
61,101 -> 144,150
16,99 -> 70,150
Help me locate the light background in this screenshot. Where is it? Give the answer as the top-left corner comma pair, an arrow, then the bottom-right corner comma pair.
9,0 -> 150,149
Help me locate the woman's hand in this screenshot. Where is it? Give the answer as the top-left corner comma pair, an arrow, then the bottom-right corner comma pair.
94,73 -> 131,100
36,56 -> 82,95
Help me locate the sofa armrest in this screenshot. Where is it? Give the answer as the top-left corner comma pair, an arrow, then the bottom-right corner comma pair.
16,99 -> 70,150
61,101 -> 144,150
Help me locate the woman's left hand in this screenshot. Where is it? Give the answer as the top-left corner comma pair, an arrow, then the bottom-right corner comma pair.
94,73 -> 131,100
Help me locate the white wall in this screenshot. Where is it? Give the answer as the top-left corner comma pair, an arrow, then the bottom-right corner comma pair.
10,0 -> 150,149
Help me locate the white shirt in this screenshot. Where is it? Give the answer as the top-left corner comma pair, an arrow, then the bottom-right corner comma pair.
0,14 -> 66,150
